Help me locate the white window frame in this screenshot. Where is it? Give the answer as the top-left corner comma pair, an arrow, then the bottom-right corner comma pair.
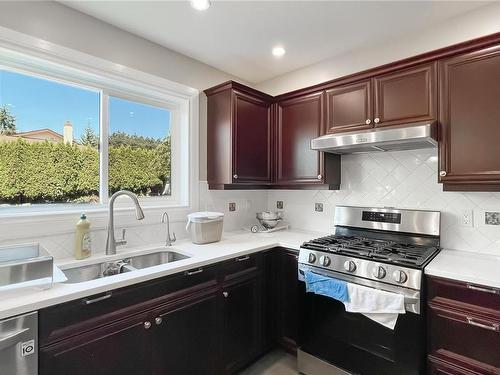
0,26 -> 199,239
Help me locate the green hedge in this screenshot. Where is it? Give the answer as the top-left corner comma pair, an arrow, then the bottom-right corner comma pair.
0,139 -> 170,204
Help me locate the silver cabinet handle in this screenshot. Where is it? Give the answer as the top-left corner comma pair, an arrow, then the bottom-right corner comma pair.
235,255 -> 250,262
317,175 -> 322,180
155,317 -> 163,326
83,292 -> 112,305
144,321 -> 152,329
233,174 -> 238,179
466,283 -> 499,294
466,317 -> 499,331
439,171 -> 447,177
365,119 -> 371,125
185,268 -> 203,276
222,291 -> 229,298
374,117 -> 380,124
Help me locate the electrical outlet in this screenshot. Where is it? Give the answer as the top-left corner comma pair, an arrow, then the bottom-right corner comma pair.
277,201 -> 283,209
315,203 -> 324,212
485,211 -> 500,225
461,209 -> 473,227
228,202 -> 236,212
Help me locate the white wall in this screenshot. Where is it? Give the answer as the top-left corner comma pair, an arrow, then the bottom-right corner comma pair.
268,149 -> 500,255
255,2 -> 500,95
0,1 -> 267,257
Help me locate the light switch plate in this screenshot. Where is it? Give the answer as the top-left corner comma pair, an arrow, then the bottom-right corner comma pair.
277,201 -> 284,209
228,202 -> 236,212
315,203 -> 324,212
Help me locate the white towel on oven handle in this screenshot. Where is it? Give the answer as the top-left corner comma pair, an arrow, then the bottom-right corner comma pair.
343,283 -> 406,330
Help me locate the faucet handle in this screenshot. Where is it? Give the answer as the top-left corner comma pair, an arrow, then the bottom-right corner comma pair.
116,228 -> 127,247
121,228 -> 126,240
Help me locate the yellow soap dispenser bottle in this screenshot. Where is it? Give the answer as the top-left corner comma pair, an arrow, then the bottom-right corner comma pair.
74,213 -> 92,259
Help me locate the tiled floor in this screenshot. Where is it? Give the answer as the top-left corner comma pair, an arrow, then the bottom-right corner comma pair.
239,350 -> 299,375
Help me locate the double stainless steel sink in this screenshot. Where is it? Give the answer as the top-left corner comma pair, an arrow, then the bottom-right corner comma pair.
62,250 -> 189,284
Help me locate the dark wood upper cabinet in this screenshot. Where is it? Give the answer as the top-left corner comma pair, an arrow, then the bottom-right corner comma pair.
276,91 -> 340,187
326,80 -> 372,133
205,81 -> 272,188
438,45 -> 500,191
374,62 -> 437,127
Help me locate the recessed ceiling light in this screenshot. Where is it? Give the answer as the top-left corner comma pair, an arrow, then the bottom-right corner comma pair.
190,0 -> 211,11
272,46 -> 286,58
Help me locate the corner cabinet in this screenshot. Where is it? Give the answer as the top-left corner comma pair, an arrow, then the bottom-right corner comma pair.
275,91 -> 341,188
206,81 -> 272,189
438,45 -> 500,191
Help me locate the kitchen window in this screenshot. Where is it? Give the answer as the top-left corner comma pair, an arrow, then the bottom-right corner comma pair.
0,44 -> 195,215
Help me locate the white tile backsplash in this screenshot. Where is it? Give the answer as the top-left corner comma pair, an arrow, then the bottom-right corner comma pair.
268,149 -> 500,255
4,151 -> 500,259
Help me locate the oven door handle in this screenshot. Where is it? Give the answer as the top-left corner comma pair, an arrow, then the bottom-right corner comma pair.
298,266 -> 421,312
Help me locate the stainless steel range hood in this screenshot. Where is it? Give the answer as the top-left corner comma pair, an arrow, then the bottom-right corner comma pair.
311,123 -> 438,154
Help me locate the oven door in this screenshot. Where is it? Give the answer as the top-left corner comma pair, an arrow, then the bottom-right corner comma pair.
298,266 -> 425,375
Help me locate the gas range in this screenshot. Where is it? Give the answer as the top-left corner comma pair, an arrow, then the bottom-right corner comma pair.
299,206 -> 441,292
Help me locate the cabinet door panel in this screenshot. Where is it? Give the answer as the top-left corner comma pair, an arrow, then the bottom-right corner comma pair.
326,80 -> 372,133
276,92 -> 325,184
439,46 -> 500,188
222,276 -> 261,374
152,291 -> 219,375
233,91 -> 272,183
40,312 -> 152,375
374,63 -> 436,127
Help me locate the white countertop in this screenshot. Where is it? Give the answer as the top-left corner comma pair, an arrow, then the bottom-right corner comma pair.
2,229 -> 499,320
0,229 -> 323,320
425,248 -> 500,289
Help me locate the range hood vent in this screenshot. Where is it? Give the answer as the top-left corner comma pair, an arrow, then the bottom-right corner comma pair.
311,123 -> 438,154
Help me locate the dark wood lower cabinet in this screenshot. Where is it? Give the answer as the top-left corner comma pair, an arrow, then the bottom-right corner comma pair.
151,290 -> 219,375
427,276 -> 500,375
222,274 -> 262,374
40,312 -> 152,375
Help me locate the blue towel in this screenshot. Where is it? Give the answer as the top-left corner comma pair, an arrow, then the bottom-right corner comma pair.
304,270 -> 349,302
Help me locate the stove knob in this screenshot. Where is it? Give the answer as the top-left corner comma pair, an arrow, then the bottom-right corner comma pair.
372,266 -> 386,279
308,253 -> 317,264
319,255 -> 331,267
343,260 -> 356,272
392,270 -> 408,284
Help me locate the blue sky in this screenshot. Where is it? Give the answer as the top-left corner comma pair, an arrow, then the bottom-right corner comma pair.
0,69 -> 170,140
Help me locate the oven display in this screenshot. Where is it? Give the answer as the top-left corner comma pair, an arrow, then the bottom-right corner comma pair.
362,211 -> 401,224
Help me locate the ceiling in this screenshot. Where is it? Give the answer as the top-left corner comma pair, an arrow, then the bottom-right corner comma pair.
62,1 -> 489,84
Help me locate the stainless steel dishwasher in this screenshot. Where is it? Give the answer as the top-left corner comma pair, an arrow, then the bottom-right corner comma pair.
0,311 -> 38,375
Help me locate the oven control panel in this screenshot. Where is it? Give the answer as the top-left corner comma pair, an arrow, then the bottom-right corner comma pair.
362,211 -> 401,224
298,249 -> 421,291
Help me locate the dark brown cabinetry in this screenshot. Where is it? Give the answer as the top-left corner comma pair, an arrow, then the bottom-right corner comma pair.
374,62 -> 437,127
222,274 -> 261,373
427,276 -> 500,374
275,92 -> 341,188
40,311 -> 153,375
325,80 -> 372,133
276,248 -> 305,353
325,63 -> 436,133
39,254 -> 273,375
438,45 -> 500,191
151,291 -> 219,375
206,81 -> 272,189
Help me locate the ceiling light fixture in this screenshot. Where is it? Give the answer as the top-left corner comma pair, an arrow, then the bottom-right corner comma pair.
272,46 -> 286,58
190,0 -> 211,11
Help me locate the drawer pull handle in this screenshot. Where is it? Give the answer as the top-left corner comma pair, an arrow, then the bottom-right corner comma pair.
466,317 -> 499,331
222,291 -> 229,298
185,268 -> 203,276
236,255 -> 250,262
466,283 -> 499,294
83,292 -> 112,305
